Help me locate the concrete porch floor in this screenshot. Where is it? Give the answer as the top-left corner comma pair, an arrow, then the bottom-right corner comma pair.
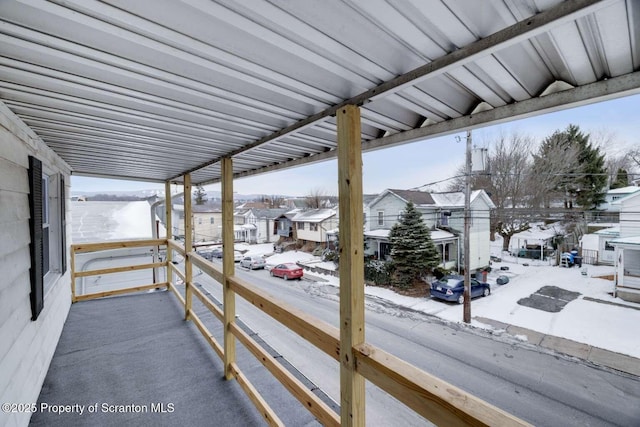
30,290 -> 321,426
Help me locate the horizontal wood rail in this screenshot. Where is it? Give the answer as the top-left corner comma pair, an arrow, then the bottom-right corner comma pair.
192,284 -> 224,323
167,238 -> 186,255
75,262 -> 165,278
230,322 -> 340,427
190,251 -> 224,283
72,238 -> 166,253
229,361 -> 284,427
354,344 -> 531,427
228,274 -> 341,361
190,309 -> 224,360
168,262 -> 186,282
74,282 -> 168,302
168,282 -> 185,306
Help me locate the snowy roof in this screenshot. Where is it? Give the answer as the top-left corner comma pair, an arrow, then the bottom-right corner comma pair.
364,229 -> 390,238
364,228 -> 455,242
250,208 -> 290,219
511,223 -> 566,242
292,209 -> 336,223
430,190 -> 495,209
610,236 -> 640,246
594,226 -> 620,236
430,230 -> 456,240
612,189 -> 640,205
387,189 -> 435,206
607,186 -> 640,195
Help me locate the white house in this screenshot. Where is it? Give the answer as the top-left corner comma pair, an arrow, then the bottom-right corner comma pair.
365,189 -> 495,271
0,104 -> 72,426
611,191 -> 640,302
173,204 -> 223,242
580,226 -> 619,265
292,209 -> 338,245
598,186 -> 640,212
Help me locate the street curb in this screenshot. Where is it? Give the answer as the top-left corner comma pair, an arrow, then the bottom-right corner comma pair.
474,316 -> 640,377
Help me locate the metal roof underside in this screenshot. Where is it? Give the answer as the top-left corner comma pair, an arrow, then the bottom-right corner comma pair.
1,0 -> 639,185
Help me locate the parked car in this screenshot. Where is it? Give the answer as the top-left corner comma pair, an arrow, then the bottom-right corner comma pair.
240,255 -> 266,270
270,263 -> 303,280
210,248 -> 223,258
430,275 -> 490,304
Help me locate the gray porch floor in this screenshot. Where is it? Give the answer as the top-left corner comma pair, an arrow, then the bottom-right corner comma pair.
30,289 -> 321,426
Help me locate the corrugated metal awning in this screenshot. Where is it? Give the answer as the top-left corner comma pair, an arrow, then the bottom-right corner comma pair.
0,0 -> 638,184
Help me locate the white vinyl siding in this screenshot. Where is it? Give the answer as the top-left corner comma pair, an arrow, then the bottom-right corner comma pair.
0,101 -> 71,427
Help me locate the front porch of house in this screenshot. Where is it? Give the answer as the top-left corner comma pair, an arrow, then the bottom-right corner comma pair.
614,240 -> 640,303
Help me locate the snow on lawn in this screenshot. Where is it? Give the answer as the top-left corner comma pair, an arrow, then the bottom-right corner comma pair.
291,247 -> 640,359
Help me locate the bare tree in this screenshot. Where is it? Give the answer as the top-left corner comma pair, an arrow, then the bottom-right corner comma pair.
304,188 -> 327,209
447,133 -> 535,249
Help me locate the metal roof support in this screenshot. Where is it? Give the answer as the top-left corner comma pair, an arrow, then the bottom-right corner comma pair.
171,0 -> 612,182
221,157 -> 237,380
229,70 -> 640,183
337,105 -> 365,426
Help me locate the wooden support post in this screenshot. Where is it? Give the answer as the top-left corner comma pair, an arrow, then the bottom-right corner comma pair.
337,104 -> 365,426
222,157 -> 236,379
184,174 -> 193,321
165,181 -> 173,287
70,245 -> 76,303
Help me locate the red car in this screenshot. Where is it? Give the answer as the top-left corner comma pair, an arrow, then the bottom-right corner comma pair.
270,263 -> 304,280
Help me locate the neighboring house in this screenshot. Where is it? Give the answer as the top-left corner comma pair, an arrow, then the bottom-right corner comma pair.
233,208 -> 289,243
589,186 -> 640,223
598,186 -> 640,211
274,211 -> 298,238
611,191 -> 640,302
364,189 -> 495,271
292,209 -> 338,245
0,104 -> 72,420
173,204 -> 223,242
580,226 -> 619,266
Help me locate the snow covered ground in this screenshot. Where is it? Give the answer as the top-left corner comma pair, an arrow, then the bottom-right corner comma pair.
73,201 -> 640,359
243,239 -> 640,360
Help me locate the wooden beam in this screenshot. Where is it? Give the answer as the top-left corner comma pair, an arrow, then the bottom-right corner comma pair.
337,104 -> 365,426
222,157 -> 236,379
184,173 -> 193,321
354,344 -> 532,427
167,238 -> 186,255
74,282 -> 167,302
168,262 -> 186,283
228,275 -> 340,360
228,362 -> 284,427
191,311 -> 224,360
70,244 -> 77,303
165,181 -> 173,281
192,282 -> 224,323
168,281 -> 185,307
231,322 -> 340,427
190,251 -> 224,283
74,262 -> 165,278
72,238 -> 165,253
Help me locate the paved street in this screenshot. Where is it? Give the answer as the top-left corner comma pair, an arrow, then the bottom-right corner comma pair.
196,264 -> 640,426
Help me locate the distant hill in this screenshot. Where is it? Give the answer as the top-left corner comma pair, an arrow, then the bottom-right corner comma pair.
71,189 -> 293,201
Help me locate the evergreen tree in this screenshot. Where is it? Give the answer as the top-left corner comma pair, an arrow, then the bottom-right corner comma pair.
610,168 -> 629,189
388,201 -> 440,289
193,185 -> 206,205
532,125 -> 607,209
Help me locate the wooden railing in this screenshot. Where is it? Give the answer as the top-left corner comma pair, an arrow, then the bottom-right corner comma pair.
70,238 -> 530,427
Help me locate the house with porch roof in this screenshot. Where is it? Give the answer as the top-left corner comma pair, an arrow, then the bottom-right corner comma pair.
364,189 -> 495,272
611,190 -> 640,302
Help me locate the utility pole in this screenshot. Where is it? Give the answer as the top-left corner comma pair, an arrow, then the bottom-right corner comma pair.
463,130 -> 472,323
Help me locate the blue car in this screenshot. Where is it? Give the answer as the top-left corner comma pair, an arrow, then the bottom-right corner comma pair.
430,275 -> 491,304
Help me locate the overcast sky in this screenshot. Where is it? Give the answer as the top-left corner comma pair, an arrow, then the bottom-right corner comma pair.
71,94 -> 640,197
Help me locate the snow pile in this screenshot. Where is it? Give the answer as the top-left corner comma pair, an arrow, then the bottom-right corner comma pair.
111,201 -> 153,239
